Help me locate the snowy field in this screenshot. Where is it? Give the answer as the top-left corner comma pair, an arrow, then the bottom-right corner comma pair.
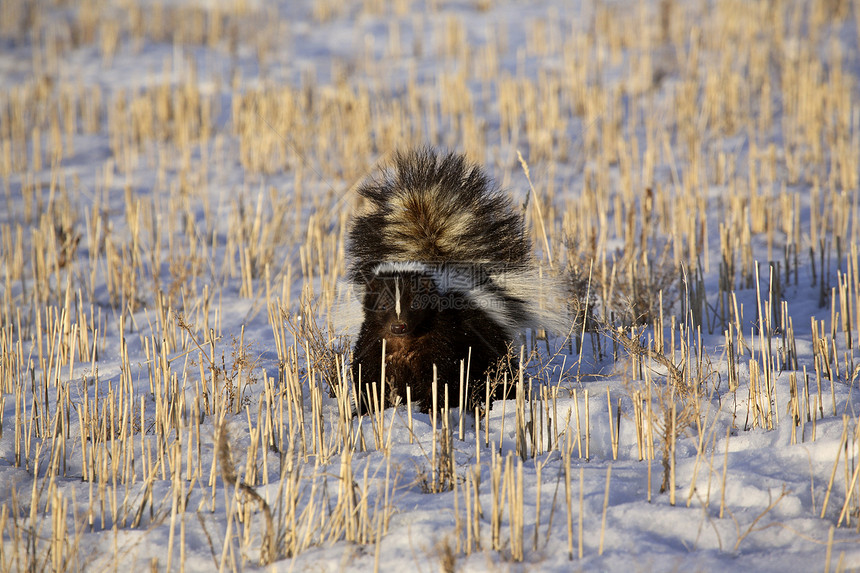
2,0 -> 860,571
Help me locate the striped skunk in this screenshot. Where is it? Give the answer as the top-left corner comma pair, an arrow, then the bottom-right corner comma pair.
343,148 -> 566,414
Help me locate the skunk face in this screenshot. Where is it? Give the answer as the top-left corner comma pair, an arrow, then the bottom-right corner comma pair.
362,271 -> 437,339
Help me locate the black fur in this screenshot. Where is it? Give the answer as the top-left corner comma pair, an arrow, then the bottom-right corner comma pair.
350,269 -> 510,414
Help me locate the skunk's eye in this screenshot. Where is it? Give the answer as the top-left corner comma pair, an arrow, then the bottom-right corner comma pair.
410,299 -> 420,310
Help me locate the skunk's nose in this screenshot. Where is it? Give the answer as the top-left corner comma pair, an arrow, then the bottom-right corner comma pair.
390,322 -> 407,335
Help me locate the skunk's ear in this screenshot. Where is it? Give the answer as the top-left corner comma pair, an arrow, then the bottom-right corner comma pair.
356,269 -> 379,291
363,275 -> 379,293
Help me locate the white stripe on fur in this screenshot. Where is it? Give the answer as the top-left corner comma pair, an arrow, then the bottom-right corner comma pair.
372,261 -> 429,275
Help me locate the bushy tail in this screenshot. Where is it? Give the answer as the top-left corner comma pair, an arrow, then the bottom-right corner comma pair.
347,148 -> 531,282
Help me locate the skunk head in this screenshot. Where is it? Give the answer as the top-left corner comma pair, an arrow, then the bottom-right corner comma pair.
361,264 -> 440,339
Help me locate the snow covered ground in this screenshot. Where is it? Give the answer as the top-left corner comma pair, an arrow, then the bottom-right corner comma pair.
2,0 -> 860,571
